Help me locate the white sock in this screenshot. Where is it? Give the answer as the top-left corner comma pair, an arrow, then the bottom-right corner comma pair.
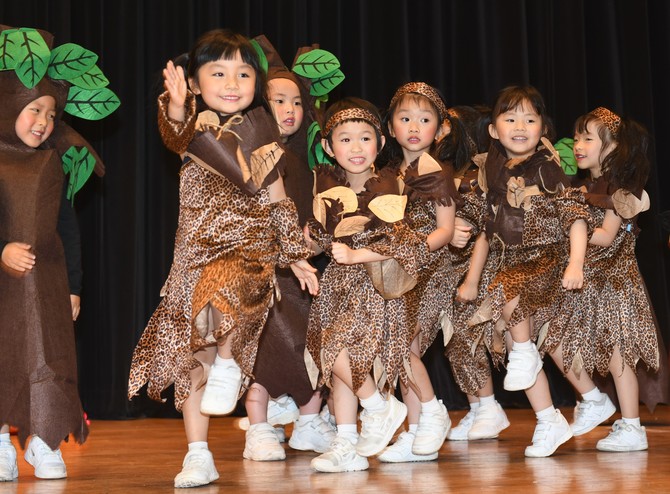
512,340 -> 533,351
408,423 -> 418,434
621,417 -> 641,427
360,391 -> 386,413
188,441 -> 208,451
297,413 -> 318,426
0,432 -> 10,444
420,396 -> 442,414
581,387 -> 602,402
469,401 -> 481,411
535,406 -> 556,421
479,394 -> 495,406
336,424 -> 358,443
215,355 -> 236,368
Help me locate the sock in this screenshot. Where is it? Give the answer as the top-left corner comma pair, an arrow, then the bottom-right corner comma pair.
360,391 -> 386,412
408,423 -> 418,434
297,413 -> 318,427
337,424 -> 359,443
0,432 -> 10,444
479,394 -> 495,406
469,401 -> 481,411
621,417 -> 641,427
420,396 -> 442,414
215,355 -> 236,368
512,340 -> 533,351
581,387 -> 602,402
535,406 -> 556,421
188,441 -> 208,451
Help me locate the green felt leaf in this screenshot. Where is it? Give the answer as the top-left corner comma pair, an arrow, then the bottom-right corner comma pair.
62,146 -> 96,201
293,49 -> 340,78
554,137 -> 578,175
249,39 -> 268,75
310,69 -> 345,97
65,87 -> 120,120
69,64 -> 109,89
10,28 -> 51,88
307,121 -> 333,169
48,43 -> 98,80
0,28 -> 21,70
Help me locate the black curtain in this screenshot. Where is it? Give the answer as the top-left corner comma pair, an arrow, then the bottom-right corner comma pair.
2,0 -> 669,419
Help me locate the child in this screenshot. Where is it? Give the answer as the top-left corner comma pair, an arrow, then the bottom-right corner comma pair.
437,106 -> 511,442
240,35 -> 338,461
0,25 -> 117,480
474,85 -> 590,457
543,107 -> 660,451
374,82 -> 459,463
127,29 -> 318,488
305,97 -> 429,472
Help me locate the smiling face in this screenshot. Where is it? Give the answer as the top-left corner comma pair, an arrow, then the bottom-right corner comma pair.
489,99 -> 544,160
190,50 -> 257,116
573,121 -> 615,179
14,95 -> 57,148
323,120 -> 384,184
267,77 -> 303,138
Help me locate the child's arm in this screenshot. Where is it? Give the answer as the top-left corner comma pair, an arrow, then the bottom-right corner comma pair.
70,295 -> 81,321
330,243 -> 389,265
588,209 -> 622,247
450,217 -> 474,249
426,202 -> 456,251
289,259 -> 319,295
562,219 -> 587,290
455,232 -> 489,302
1,242 -> 35,272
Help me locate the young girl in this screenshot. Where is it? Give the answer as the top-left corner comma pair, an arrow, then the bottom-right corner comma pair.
305,97 -> 429,472
542,107 -> 661,451
437,106 -> 511,442
373,82 -> 459,463
127,29 -> 318,488
474,85 -> 590,457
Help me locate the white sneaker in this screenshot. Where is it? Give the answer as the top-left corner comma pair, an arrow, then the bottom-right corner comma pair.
311,436 -> 369,472
174,449 -> 219,488
524,410 -> 573,457
468,401 -> 510,440
504,344 -> 543,391
243,422 -> 286,461
24,435 -> 67,479
0,442 -> 18,481
447,409 -> 477,441
596,420 -> 648,452
200,360 -> 243,415
238,395 -> 300,431
412,400 -> 450,455
571,394 -> 616,436
289,415 -> 336,453
378,432 -> 438,463
356,395 -> 407,457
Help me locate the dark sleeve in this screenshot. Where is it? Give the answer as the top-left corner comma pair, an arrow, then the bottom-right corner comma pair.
57,184 -> 83,295
0,240 -> 7,255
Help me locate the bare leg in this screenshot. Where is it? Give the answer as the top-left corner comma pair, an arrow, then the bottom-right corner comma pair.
245,383 -> 270,426
610,346 -> 639,418
299,391 -> 324,416
182,345 -> 216,443
332,375 -> 359,425
332,349 -> 377,400
524,370 -> 553,412
550,341 -> 598,395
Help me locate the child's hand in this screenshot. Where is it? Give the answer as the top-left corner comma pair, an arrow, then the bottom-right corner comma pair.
562,261 -> 584,290
450,223 -> 472,248
1,242 -> 35,272
163,60 -> 188,118
290,259 -> 319,295
331,242 -> 357,265
70,294 -> 81,321
455,280 -> 478,302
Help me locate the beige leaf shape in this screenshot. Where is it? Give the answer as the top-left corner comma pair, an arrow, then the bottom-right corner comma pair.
195,110 -> 220,131
612,189 -> 650,219
368,194 -> 407,223
417,152 -> 443,175
333,215 -> 369,237
541,136 -> 561,167
453,177 -> 462,190
250,142 -> 284,188
321,186 -> 358,213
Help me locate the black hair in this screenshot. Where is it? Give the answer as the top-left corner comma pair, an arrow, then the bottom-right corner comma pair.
436,105 -> 491,176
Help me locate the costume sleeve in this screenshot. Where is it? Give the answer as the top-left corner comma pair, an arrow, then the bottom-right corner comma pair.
271,197 -> 313,267
157,91 -> 197,155
362,222 -> 430,279
456,190 -> 487,236
402,155 -> 462,208
57,182 -> 83,295
555,186 -> 594,238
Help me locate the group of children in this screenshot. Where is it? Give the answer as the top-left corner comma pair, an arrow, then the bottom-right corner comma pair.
0,25 -> 661,489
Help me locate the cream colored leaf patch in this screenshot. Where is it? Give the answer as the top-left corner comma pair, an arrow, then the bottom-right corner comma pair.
333,215 -> 369,237
250,142 -> 284,188
417,152 -> 443,175
612,189 -> 650,219
312,186 -> 358,228
195,110 -> 220,131
368,194 -> 407,223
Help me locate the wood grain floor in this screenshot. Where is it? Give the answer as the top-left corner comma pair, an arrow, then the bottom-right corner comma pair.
1,405 -> 669,493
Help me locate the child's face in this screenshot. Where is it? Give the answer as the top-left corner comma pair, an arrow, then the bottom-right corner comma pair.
389,96 -> 441,156
323,120 -> 383,179
190,50 -> 256,116
573,122 -> 614,178
15,95 -> 57,148
489,100 -> 544,160
267,78 -> 303,138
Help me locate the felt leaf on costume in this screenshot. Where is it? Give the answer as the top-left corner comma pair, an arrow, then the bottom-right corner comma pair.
47,43 -> 97,80
312,186 -> 357,228
293,49 -> 340,78
309,69 -> 345,97
65,86 -> 120,120
195,110 -> 220,131
554,137 -> 578,175
368,194 -> 407,223
417,153 -> 442,176
62,146 -> 96,201
612,189 -> 650,219
69,64 -> 109,89
249,39 -> 269,75
333,215 -> 369,237
249,142 -> 284,189
307,121 -> 333,169
0,28 -> 21,70
7,28 -> 50,88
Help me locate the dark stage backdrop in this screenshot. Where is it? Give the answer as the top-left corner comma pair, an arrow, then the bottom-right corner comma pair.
1,0 -> 669,419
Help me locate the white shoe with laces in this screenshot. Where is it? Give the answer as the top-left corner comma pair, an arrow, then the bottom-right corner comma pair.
243,422 -> 286,461
288,415 -> 336,453
378,431 -> 438,463
199,360 -> 243,415
524,410 -> 573,457
596,420 -> 648,452
468,401 -> 510,440
504,344 -> 543,391
174,448 -> 219,488
238,395 -> 299,431
24,436 -> 67,479
447,409 -> 477,441
311,436 -> 369,472
412,400 -> 450,455
356,395 -> 407,457
571,394 -> 616,436
0,442 -> 18,481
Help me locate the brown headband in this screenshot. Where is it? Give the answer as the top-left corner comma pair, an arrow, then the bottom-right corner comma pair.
592,107 -> 621,138
323,108 -> 382,137
389,82 -> 448,121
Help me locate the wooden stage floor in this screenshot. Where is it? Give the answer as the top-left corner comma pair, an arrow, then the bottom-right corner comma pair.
1,405 -> 669,493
